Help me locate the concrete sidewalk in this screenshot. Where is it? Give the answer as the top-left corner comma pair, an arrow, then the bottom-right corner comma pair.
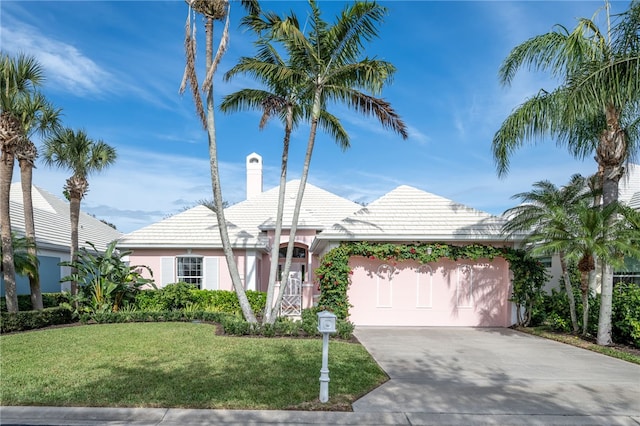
2,406 -> 640,425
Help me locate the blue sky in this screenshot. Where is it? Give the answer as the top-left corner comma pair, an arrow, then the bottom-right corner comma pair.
2,0 -> 629,233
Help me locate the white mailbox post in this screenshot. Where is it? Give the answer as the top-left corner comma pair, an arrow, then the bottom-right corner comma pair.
317,310 -> 337,403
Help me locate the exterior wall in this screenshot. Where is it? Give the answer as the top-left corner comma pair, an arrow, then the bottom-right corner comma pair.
347,256 -> 512,327
0,255 -> 61,296
1,247 -> 66,296
129,248 -> 240,291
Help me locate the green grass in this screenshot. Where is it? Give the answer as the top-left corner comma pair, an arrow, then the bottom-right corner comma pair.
0,322 -> 387,410
518,326 -> 640,365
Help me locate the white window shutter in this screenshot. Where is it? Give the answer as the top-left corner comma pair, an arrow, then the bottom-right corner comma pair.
203,257 -> 219,290
161,257 -> 175,287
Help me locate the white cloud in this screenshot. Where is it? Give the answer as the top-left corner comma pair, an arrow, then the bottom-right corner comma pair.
1,25 -> 113,97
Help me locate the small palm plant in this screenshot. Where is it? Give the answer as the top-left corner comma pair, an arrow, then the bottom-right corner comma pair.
60,241 -> 154,315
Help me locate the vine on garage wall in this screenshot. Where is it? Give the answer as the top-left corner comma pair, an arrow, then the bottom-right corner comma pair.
314,242 -> 548,325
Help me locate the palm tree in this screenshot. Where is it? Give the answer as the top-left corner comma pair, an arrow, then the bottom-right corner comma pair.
220,26 -> 349,324
502,175 -> 591,333
0,53 -> 44,313
0,232 -> 39,286
179,0 -> 260,323
16,92 -> 62,311
251,0 -> 408,322
42,128 -> 117,296
493,1 -> 640,344
560,201 -> 640,335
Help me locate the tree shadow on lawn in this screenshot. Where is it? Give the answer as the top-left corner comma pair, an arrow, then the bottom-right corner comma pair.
20,338 -> 384,411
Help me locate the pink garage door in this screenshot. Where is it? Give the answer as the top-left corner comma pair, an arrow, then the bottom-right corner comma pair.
347,257 -> 512,327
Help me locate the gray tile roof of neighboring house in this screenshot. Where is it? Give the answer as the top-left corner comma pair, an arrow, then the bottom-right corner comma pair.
629,192 -> 640,210
9,184 -> 123,253
620,163 -> 640,205
118,180 -> 362,249
315,185 -> 509,243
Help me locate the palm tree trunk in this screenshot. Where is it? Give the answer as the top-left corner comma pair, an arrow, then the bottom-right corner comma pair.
580,271 -> 590,335
204,17 -> 257,323
559,253 -> 579,333
272,91 -> 322,321
598,262 -> 614,345
19,158 -> 42,310
596,105 -> 625,346
1,152 -> 18,313
69,194 -> 80,297
263,108 -> 292,324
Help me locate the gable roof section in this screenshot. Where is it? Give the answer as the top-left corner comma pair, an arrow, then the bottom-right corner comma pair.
10,184 -> 122,253
228,180 -> 361,231
315,185 -> 509,245
117,205 -> 239,249
118,180 -> 362,249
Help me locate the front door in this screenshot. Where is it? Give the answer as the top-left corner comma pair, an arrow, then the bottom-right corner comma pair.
280,267 -> 303,316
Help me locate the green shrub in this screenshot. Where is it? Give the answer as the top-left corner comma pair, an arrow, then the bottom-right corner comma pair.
0,306 -> 74,333
156,282 -> 198,310
137,288 -> 268,315
612,283 -> 640,348
546,312 -> 571,332
133,290 -> 164,311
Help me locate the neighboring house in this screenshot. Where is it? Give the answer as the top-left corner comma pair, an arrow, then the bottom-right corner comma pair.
119,153 -> 521,327
1,184 -> 123,296
616,163 -> 640,284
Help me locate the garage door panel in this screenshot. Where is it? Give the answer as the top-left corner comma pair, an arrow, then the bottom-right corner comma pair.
347,257 -> 511,327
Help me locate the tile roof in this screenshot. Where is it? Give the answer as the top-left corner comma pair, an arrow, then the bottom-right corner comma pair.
10,184 -> 123,252
620,163 -> 640,208
316,185 -> 508,242
629,192 -> 640,210
118,180 -> 362,249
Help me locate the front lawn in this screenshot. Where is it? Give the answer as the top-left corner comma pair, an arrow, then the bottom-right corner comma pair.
0,322 -> 387,410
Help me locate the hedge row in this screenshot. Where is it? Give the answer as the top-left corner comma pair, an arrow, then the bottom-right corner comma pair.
0,293 -> 71,313
82,308 -> 354,340
0,306 -> 74,333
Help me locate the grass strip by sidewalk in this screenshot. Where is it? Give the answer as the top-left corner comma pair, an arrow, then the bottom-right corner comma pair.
0,322 -> 387,410
517,326 -> 640,365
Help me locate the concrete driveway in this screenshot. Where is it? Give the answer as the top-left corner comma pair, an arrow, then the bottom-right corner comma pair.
353,327 -> 640,421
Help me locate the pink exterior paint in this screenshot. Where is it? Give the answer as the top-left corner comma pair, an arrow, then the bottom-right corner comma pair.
129,229 -> 322,310
129,248 -> 238,291
347,256 -> 512,327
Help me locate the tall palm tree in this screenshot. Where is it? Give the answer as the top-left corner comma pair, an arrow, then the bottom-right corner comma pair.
179,0 -> 260,323
221,27 -> 349,324
42,128 -> 117,296
0,53 -> 44,313
15,92 -> 62,310
255,0 -> 408,321
502,175 -> 592,333
493,1 -> 640,345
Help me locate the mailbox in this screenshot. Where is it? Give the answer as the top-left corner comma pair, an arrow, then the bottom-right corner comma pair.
317,310 -> 337,334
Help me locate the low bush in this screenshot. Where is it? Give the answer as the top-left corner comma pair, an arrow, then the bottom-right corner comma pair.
0,292 -> 69,312
82,307 -> 355,340
134,286 -> 267,315
0,306 -> 74,333
612,283 -> 640,348
536,282 -> 640,348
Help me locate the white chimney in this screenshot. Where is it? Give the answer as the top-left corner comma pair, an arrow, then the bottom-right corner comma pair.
246,152 -> 263,200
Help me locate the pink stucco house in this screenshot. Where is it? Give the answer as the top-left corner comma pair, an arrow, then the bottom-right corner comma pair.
118,153 -> 520,327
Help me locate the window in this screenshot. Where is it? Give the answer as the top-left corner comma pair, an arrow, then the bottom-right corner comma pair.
176,256 -> 203,289
537,256 -> 552,268
279,246 -> 307,259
